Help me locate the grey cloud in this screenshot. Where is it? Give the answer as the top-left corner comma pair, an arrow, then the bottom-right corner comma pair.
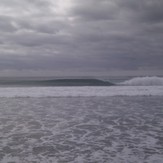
17,19 -> 70,34
0,0 -> 51,10
117,0 -> 163,23
0,16 -> 18,32
8,31 -> 73,47
69,0 -> 119,21
139,0 -> 163,23
0,0 -> 163,76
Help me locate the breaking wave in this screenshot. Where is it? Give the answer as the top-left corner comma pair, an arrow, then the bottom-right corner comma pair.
0,78 -> 114,87
120,76 -> 163,86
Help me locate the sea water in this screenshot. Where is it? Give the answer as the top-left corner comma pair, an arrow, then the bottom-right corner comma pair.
0,76 -> 163,163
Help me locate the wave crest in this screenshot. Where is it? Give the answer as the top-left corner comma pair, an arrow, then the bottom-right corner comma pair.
121,76 -> 163,86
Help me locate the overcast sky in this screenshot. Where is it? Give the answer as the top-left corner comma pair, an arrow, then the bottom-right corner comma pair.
0,0 -> 163,76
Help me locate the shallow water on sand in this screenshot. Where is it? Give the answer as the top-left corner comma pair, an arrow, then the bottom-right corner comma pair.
0,96 -> 163,163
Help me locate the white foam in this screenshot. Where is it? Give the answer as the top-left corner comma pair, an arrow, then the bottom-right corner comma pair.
0,86 -> 163,97
120,76 -> 163,86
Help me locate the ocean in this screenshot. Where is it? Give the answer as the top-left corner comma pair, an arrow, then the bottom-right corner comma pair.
0,76 -> 163,163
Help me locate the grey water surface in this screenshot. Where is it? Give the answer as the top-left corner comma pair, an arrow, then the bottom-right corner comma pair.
0,96 -> 162,162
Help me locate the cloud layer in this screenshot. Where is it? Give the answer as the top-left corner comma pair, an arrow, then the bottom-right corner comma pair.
0,0 -> 163,76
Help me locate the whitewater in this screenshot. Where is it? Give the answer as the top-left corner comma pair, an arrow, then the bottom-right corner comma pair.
0,77 -> 163,163
120,76 -> 163,86
0,86 -> 163,97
